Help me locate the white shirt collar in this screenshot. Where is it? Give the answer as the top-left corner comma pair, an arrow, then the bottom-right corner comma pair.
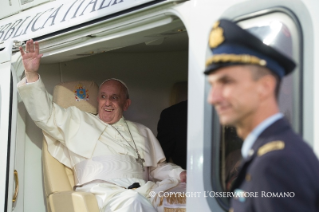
241,113 -> 283,159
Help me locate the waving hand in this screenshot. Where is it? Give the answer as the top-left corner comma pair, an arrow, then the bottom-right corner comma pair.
19,39 -> 43,82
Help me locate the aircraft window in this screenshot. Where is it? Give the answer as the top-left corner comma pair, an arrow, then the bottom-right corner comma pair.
211,11 -> 302,209
238,12 -> 302,131
20,0 -> 33,4
20,0 -> 51,9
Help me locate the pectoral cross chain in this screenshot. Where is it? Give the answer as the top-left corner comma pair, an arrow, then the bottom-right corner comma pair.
111,120 -> 146,172
136,154 -> 145,171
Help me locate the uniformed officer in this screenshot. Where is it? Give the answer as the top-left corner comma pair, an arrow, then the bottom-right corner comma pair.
205,19 -> 319,212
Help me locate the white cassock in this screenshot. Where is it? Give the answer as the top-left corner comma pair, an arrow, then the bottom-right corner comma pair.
17,76 -> 185,212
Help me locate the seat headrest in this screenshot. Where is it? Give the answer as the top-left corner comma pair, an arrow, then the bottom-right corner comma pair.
53,81 -> 99,114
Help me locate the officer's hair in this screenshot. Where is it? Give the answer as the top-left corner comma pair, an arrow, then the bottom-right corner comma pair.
246,65 -> 281,99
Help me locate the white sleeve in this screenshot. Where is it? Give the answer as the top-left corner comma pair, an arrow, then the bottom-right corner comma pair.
17,75 -> 77,145
149,162 -> 185,181
18,75 -> 104,161
25,75 -> 40,85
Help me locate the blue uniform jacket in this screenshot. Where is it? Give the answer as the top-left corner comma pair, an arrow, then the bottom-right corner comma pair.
230,118 -> 319,212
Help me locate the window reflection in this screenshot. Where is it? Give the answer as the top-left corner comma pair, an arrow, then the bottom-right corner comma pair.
246,20 -> 294,124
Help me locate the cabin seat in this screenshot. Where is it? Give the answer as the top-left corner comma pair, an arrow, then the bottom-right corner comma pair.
42,81 -> 100,212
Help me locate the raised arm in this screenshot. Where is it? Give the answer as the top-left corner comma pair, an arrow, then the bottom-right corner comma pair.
17,40 -> 78,145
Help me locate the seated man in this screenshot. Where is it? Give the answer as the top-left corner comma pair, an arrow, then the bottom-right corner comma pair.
18,40 -> 186,212
157,100 -> 187,169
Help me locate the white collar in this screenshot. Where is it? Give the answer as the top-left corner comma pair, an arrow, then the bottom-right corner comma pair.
241,113 -> 283,158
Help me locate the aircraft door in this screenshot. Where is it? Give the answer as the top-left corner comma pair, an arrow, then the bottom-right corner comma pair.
0,41 -> 19,212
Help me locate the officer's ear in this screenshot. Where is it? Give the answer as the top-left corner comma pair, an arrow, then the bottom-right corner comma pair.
257,75 -> 277,100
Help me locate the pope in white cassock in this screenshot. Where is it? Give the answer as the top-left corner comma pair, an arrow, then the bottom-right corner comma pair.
18,40 -> 187,212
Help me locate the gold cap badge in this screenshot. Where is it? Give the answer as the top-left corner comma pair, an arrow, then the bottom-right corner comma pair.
209,21 -> 225,48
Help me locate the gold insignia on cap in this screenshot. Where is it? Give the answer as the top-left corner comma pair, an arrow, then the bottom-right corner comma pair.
229,208 -> 234,212
257,141 -> 285,156
206,54 -> 267,67
209,21 -> 225,48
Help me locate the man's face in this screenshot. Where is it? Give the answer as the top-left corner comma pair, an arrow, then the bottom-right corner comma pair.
98,80 -> 131,124
207,66 -> 261,126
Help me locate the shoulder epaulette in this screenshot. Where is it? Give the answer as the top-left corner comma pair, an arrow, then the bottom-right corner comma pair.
257,141 -> 285,156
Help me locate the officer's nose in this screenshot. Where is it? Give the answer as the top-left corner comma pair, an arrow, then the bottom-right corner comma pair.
207,85 -> 222,105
